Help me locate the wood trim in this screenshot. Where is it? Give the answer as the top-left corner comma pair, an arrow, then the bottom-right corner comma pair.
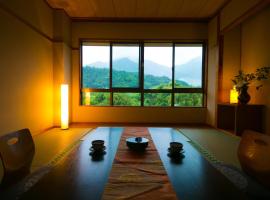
44,0 -> 70,19
210,0 -> 232,19
81,88 -> 203,93
78,38 -> 208,43
202,42 -> 208,107
216,14 -> 223,127
203,42 -> 208,108
79,41 -> 83,107
172,43 -> 175,107
71,17 -> 209,23
240,23 -> 242,70
220,0 -> 270,35
217,35 -> 224,103
140,43 -> 144,106
0,2 -> 53,42
109,43 -> 113,106
74,38 -> 208,50
72,47 -> 80,51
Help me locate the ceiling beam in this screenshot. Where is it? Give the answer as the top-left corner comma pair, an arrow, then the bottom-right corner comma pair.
71,17 -> 209,23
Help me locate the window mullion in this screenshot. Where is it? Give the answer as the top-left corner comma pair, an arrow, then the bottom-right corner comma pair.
141,43 -> 144,106
172,43 -> 175,107
110,43 -> 113,106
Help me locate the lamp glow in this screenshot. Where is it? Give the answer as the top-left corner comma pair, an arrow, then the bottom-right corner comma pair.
85,91 -> 91,105
230,86 -> 238,104
61,84 -> 69,129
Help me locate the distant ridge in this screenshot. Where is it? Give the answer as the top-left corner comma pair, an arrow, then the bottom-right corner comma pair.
84,57 -> 202,86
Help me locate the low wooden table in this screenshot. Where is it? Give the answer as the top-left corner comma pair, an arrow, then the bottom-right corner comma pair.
21,127 -> 123,200
20,127 -> 247,200
150,128 -> 247,200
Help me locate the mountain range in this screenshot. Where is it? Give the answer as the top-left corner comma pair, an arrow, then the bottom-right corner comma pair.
84,56 -> 202,86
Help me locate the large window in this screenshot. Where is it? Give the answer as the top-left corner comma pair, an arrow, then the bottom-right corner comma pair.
81,42 -> 205,107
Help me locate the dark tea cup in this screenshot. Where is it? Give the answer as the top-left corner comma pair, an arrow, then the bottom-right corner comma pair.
170,142 -> 183,153
92,140 -> 105,151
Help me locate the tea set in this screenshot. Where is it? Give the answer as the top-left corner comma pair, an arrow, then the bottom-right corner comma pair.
89,139 -> 184,159
167,142 -> 185,158
89,140 -> 106,156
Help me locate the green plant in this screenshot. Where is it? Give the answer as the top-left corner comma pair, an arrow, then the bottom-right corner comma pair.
232,67 -> 270,91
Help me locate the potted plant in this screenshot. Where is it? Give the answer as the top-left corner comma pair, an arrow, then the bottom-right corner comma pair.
232,67 -> 270,104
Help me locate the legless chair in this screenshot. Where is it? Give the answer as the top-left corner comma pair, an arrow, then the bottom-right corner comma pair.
0,129 -> 35,187
238,130 -> 270,189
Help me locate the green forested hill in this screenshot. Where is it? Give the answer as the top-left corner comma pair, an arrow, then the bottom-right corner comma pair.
82,67 -> 191,88
82,67 -> 202,106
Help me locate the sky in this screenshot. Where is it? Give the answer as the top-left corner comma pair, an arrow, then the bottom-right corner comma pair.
82,45 -> 202,67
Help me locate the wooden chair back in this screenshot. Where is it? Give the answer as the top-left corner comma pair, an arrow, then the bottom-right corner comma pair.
0,128 -> 35,186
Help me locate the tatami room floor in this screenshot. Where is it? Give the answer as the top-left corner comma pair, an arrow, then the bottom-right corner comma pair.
0,125 -> 242,183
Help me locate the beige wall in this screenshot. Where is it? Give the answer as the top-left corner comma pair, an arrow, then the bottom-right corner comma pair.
206,1 -> 269,128
218,5 -> 270,134
53,43 -> 72,125
71,22 -> 208,124
220,0 -> 261,31
241,6 -> 270,134
206,17 -> 219,126
53,10 -> 72,126
0,0 -> 53,38
220,26 -> 241,103
0,0 -> 72,182
0,0 -> 54,136
72,22 -> 207,47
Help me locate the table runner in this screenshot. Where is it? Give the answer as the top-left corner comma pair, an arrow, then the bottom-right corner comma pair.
102,127 -> 177,200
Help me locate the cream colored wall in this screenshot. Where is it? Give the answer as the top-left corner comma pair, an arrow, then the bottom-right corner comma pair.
53,43 -> 72,125
53,10 -> 72,126
72,22 -> 208,47
0,1 -> 54,136
206,0 -> 268,127
0,0 -> 53,38
241,6 -> 270,134
206,17 -> 219,126
220,26 -> 241,103
71,22 -> 208,124
220,0 -> 261,31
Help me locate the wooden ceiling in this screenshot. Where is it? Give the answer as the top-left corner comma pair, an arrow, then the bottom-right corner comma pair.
46,0 -> 229,21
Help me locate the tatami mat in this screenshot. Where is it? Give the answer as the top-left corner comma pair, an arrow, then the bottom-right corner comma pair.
31,127 -> 94,171
177,127 -> 241,169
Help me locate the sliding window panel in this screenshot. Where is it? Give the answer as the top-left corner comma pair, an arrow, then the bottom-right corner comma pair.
82,43 -> 110,89
82,92 -> 110,106
144,93 -> 171,107
174,93 -> 203,107
144,43 -> 173,89
174,44 -> 203,88
113,93 -> 141,106
112,44 -> 140,88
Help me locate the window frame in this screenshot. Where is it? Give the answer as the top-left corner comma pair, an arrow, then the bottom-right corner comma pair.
80,40 -> 206,107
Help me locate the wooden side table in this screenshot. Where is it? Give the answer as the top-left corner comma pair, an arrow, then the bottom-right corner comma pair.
217,103 -> 265,136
